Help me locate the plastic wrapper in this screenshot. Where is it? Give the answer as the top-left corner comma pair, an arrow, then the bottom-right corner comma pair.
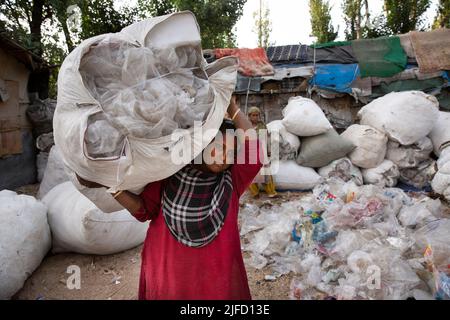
318,158 -> 363,185
399,160 -> 437,189
79,37 -> 213,157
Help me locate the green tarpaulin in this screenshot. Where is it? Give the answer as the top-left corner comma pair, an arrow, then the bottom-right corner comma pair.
352,36 -> 407,78
371,77 -> 445,98
311,41 -> 351,49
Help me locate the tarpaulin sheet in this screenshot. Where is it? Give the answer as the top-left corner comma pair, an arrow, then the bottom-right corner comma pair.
266,45 -> 308,64
371,77 -> 445,98
266,44 -> 357,65
214,48 -> 274,77
235,74 -> 261,93
261,65 -> 314,81
311,41 -> 351,48
352,36 -> 407,78
410,29 -> 450,73
310,64 -> 360,93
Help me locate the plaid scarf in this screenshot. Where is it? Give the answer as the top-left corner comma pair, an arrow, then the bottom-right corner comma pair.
162,166 -> 233,248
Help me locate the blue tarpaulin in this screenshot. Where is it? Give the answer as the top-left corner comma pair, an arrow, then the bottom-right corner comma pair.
310,64 -> 360,93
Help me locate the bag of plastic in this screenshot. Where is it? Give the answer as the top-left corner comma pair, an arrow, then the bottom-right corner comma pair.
361,160 -> 400,187
297,129 -> 355,168
273,160 -> 322,190
54,11 -> 238,196
386,137 -> 433,169
282,96 -> 332,137
42,182 -> 149,254
0,190 -> 51,299
398,198 -> 442,228
399,160 -> 437,189
429,111 -> 450,157
318,158 -> 363,186
266,120 -> 300,160
341,124 -> 387,169
358,91 -> 439,145
36,151 -> 49,183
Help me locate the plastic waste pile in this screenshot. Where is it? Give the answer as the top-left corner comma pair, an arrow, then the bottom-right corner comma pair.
240,177 -> 450,300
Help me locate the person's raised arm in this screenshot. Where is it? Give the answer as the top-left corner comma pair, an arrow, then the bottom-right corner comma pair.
227,95 -> 253,132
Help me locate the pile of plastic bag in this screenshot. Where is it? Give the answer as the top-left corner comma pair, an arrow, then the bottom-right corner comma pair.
239,177 -> 450,300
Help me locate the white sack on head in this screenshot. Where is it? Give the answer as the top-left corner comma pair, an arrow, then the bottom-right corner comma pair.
357,91 -> 439,145
361,160 -> 400,187
0,190 -> 51,299
42,182 -> 148,255
54,11 -> 238,194
341,124 -> 387,169
281,96 -> 332,137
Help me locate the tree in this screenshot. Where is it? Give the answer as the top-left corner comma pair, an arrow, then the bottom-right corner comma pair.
384,0 -> 431,34
433,0 -> 450,29
136,0 -> 175,19
171,0 -> 246,48
0,0 -> 53,55
309,0 -> 338,44
342,0 -> 370,40
253,0 -> 273,48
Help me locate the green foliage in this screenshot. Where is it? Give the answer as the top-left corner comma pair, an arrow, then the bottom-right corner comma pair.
433,0 -> 450,29
342,0 -> 370,40
309,0 -> 338,44
171,0 -> 246,48
253,0 -> 273,48
384,0 -> 431,34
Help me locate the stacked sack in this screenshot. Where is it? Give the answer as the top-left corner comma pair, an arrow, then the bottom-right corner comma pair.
268,91 -> 445,195
267,96 -> 357,191
356,91 -> 439,189
430,111 -> 450,201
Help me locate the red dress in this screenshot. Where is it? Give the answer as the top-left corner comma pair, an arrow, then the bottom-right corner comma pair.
132,140 -> 262,300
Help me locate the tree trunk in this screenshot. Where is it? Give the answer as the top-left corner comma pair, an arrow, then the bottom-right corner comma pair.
29,0 -> 45,56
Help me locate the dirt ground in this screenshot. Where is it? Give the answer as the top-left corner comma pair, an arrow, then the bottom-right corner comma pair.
13,187 -> 304,300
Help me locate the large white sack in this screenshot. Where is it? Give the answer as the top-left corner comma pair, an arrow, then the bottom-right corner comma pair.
432,161 -> 450,201
54,11 -> 238,193
386,137 -> 433,169
281,96 -> 332,136
0,190 -> 51,299
37,145 -> 70,199
42,182 -> 149,255
318,157 -> 363,185
266,120 -> 300,160
358,91 -> 439,145
273,160 -> 322,190
341,124 -> 387,169
361,160 -> 400,187
429,111 -> 450,156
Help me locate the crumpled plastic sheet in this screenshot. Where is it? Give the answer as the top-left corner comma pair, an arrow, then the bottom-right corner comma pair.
239,177 -> 450,300
79,37 -> 213,158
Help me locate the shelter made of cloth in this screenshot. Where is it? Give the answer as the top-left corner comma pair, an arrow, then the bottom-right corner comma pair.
310,64 -> 360,93
410,28 -> 450,73
352,36 -> 407,78
214,48 -> 274,77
